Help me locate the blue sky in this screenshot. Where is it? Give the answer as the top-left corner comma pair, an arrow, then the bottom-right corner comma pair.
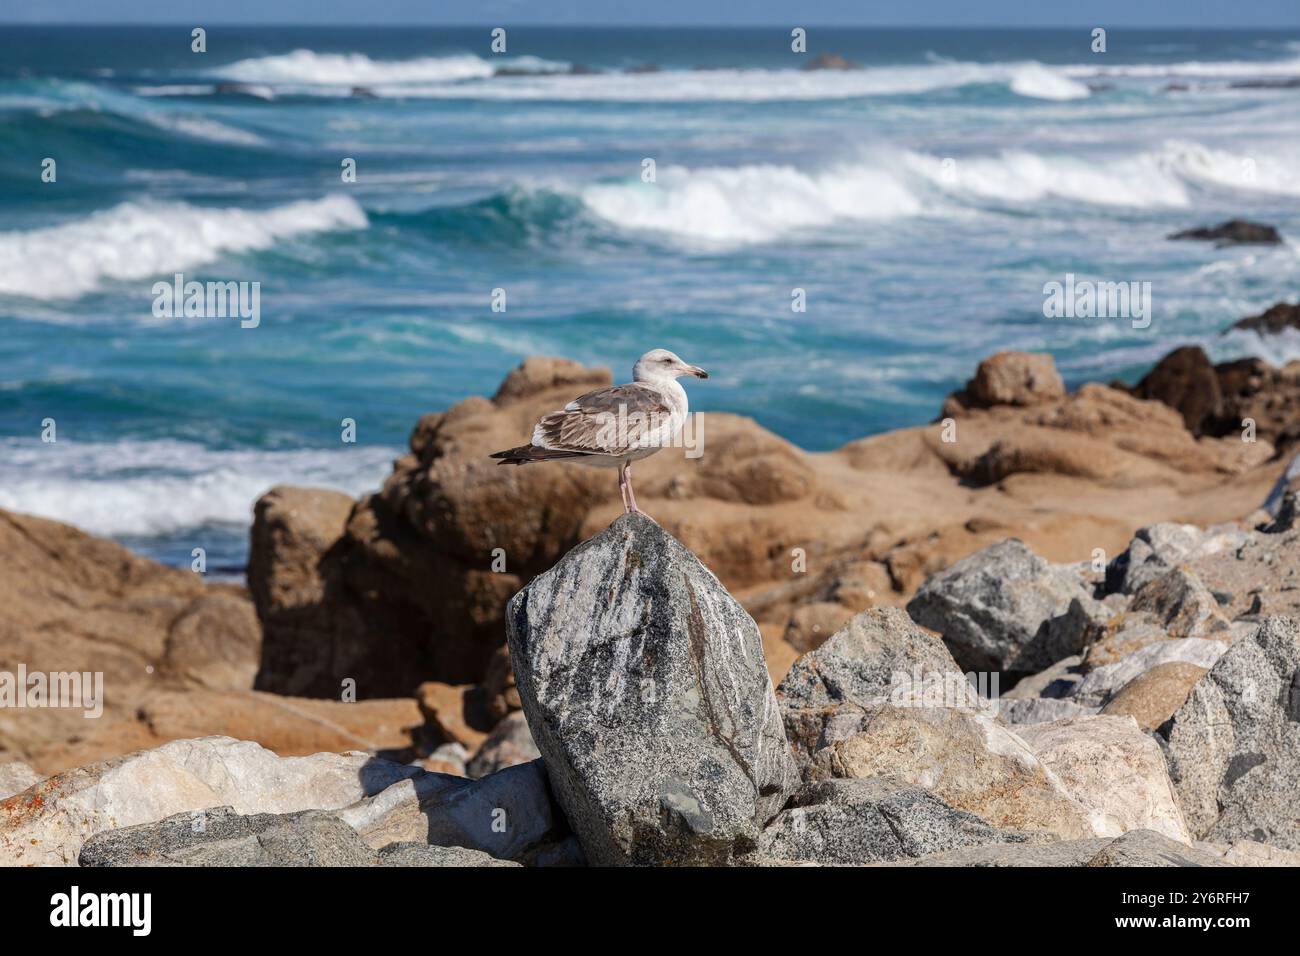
2,0 -> 1298,27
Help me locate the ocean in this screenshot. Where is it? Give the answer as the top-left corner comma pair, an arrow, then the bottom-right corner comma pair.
1,25 -> 1298,572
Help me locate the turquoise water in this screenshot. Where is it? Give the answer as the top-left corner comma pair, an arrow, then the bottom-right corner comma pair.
2,26 -> 1299,569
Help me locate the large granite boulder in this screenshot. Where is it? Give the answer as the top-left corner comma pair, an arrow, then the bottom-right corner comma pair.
506,514 -> 797,865
906,538 -> 1105,674
1162,617 -> 1300,848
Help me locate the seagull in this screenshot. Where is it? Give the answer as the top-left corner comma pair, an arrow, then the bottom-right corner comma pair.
490,349 -> 708,514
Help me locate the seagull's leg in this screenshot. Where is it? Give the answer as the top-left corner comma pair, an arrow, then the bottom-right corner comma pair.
625,462 -> 641,514
617,462 -> 631,513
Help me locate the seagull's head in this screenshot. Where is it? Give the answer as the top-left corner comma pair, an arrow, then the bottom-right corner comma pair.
634,348 -> 709,383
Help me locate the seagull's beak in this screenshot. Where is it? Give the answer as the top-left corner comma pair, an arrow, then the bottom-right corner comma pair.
687,365 -> 709,379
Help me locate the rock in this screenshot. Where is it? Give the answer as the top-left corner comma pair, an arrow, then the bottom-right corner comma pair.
337,758 -> 566,863
1129,346 -> 1224,435
1163,617 -> 1300,848
417,681 -> 489,750
466,711 -> 540,779
787,690 -> 1095,839
782,601 -> 855,654
1194,840 -> 1300,867
0,762 -> 42,800
1232,300 -> 1300,335
801,53 -> 860,71
887,839 -> 1113,866
906,539 -> 1105,674
421,742 -> 468,777
1083,829 -> 1229,867
752,778 -> 1033,864
999,698 -> 1098,725
506,514 -> 797,866
1262,451 -> 1300,517
79,806 -> 377,867
894,830 -> 1229,867
1072,638 -> 1228,706
0,509 -> 260,771
777,606 -> 962,712
1168,219 -> 1283,246
377,842 -> 520,867
944,351 -> 1066,413
1084,569 -> 1231,668
1013,715 -> 1192,843
1107,522 -> 1212,594
1100,661 -> 1209,730
0,736 -> 420,866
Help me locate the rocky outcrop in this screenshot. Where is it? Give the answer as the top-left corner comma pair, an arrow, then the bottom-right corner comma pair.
1162,617 -> 1300,848
1232,301 -> 1300,336
1168,220 -> 1283,245
1129,344 -> 1300,447
906,539 -> 1105,674
506,514 -> 797,865
941,350 -> 1066,414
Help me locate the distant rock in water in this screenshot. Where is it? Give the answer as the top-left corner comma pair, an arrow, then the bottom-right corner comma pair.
506,513 -> 797,865
1168,219 -> 1283,246
1231,301 -> 1300,336
1228,77 -> 1300,90
624,63 -> 661,74
802,52 -> 861,71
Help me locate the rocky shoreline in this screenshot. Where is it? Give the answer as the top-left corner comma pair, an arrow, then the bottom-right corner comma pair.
4,323 -> 1300,867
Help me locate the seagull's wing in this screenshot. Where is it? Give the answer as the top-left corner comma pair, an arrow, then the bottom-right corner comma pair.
532,383 -> 672,456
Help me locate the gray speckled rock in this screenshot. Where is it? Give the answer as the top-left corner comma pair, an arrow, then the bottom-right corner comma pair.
377,842 -> 520,867
777,606 -> 963,711
1107,523 -> 1246,595
79,806 -> 377,867
998,698 -> 1098,725
906,539 -> 1105,674
1163,617 -> 1300,848
1083,829 -> 1229,867
894,830 -> 1228,867
752,778 -> 1034,864
506,513 -> 797,866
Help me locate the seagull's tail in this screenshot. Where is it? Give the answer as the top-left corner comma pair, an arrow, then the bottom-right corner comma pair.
489,444 -> 587,466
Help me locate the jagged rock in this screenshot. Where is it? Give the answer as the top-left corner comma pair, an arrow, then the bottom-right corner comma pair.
1128,567 -> 1231,638
1072,638 -> 1228,706
1107,522 -> 1208,594
1013,715 -> 1192,843
1233,301 -> 1300,335
1099,661 -> 1209,730
0,762 -> 42,801
906,539 -> 1105,674
777,606 -> 962,712
1163,617 -> 1300,848
1168,220 -> 1283,246
506,514 -> 797,866
0,736 -> 419,866
79,806 -> 377,867
377,842 -> 520,867
1128,346 -> 1224,435
999,698 -> 1098,725
751,778 -> 1033,864
337,759 -> 565,863
466,711 -> 540,779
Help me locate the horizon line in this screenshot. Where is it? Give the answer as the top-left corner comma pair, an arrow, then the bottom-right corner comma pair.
1,22 -> 1297,31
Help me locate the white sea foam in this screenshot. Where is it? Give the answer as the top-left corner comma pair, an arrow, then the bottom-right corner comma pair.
576,161 -> 922,242
0,439 -> 396,538
214,49 -> 565,87
0,194 -> 367,301
1062,57 -> 1300,79
141,112 -> 266,146
1007,63 -> 1091,100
